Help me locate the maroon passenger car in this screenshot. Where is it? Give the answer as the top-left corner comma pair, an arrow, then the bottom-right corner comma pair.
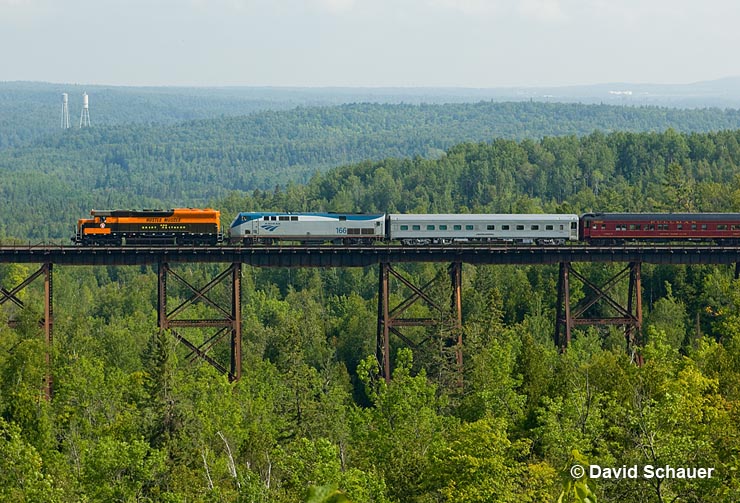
581,213 -> 740,244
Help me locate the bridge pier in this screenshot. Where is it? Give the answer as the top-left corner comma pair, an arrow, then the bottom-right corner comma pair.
376,262 -> 463,381
555,262 -> 643,364
157,262 -> 242,381
0,263 -> 53,400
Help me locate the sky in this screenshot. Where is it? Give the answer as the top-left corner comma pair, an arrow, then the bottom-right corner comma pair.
1,0 -> 739,88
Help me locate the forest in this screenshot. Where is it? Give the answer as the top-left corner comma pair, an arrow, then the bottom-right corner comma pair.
5,79 -> 740,149
5,100 -> 740,239
3,127 -> 740,501
2,98 -> 740,500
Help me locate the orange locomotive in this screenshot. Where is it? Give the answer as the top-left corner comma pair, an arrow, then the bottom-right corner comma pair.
72,208 -> 222,245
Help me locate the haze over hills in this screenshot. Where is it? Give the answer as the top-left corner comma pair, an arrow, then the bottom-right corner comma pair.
491,76 -> 740,107
3,77 -> 740,147
7,76 -> 740,107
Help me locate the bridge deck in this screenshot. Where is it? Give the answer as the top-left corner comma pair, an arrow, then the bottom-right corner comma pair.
0,244 -> 736,266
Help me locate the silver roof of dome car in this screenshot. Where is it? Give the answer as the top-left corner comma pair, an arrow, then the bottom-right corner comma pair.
388,214 -> 579,221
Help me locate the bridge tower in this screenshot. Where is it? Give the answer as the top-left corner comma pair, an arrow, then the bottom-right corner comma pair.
0,263 -> 54,399
376,262 -> 463,382
555,261 -> 643,364
157,262 -> 242,381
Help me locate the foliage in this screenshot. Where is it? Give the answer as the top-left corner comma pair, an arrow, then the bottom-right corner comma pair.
4,98 -> 740,501
5,102 -> 740,239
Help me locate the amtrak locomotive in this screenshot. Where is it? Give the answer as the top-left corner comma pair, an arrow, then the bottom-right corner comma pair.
229,212 -> 386,245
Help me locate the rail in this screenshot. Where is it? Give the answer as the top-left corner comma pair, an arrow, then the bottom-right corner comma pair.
0,244 -> 737,266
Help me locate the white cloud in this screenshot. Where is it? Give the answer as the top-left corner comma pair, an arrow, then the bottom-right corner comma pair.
314,0 -> 355,14
0,0 -> 57,28
429,0 -> 505,15
2,0 -> 739,86
0,0 -> 53,11
519,0 -> 566,22
189,0 -> 355,14
423,0 -> 568,21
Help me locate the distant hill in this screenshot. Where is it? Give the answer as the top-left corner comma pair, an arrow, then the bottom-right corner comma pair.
3,78 -> 740,148
0,82 -> 300,148
487,77 -> 740,108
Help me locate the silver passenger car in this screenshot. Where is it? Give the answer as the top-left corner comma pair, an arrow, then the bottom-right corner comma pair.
229,212 -> 386,244
388,214 -> 579,245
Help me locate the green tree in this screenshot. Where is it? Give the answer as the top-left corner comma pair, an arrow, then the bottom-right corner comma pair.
427,415 -> 557,502
0,418 -> 61,503
353,349 -> 450,503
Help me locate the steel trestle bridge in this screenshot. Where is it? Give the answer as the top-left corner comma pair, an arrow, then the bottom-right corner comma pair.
3,243 -> 740,399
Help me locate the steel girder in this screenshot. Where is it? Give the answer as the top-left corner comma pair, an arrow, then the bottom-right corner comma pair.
157,262 -> 242,381
0,263 -> 53,399
555,262 -> 643,364
376,262 -> 463,381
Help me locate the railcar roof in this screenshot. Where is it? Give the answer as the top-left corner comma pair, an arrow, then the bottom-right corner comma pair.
235,212 -> 384,218
584,213 -> 740,221
231,212 -> 385,226
91,208 -> 218,217
92,209 -> 176,217
388,214 -> 579,220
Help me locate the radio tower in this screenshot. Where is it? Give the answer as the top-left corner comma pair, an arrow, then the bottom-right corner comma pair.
79,92 -> 91,127
61,93 -> 70,129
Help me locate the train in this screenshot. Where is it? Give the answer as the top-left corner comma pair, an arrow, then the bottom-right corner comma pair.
72,209 -> 740,246
72,208 -> 222,246
228,212 -> 579,245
